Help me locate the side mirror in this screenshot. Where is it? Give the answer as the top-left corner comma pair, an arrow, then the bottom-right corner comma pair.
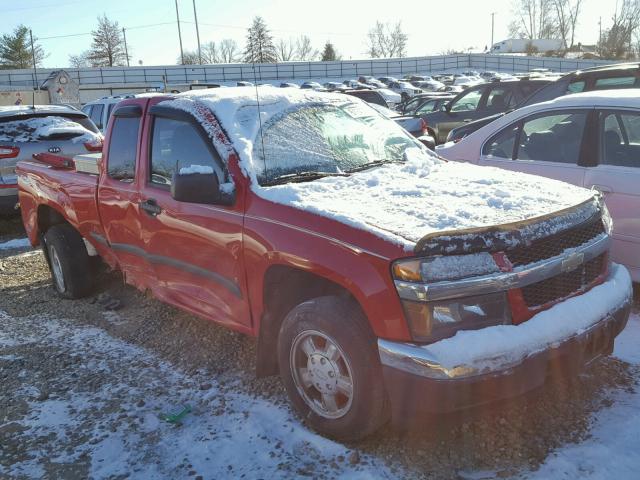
171,171 -> 231,205
418,135 -> 435,150
440,103 -> 450,112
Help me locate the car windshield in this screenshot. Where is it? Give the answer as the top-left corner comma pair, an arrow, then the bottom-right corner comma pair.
253,102 -> 425,185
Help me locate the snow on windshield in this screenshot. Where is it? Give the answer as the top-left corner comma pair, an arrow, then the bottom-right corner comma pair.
0,116 -> 101,143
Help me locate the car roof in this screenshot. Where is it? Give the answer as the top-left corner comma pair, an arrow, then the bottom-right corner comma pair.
0,104 -> 82,117
574,62 -> 639,74
543,88 -> 640,108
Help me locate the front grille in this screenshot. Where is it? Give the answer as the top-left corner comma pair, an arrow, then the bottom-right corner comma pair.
521,253 -> 606,308
507,218 -> 605,268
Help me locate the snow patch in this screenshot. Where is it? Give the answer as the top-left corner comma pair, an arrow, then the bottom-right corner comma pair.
0,237 -> 31,250
178,165 -> 214,175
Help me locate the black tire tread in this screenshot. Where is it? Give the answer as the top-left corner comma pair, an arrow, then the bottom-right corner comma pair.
43,224 -> 93,299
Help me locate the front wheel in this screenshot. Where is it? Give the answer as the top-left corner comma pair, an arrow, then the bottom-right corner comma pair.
278,296 -> 389,441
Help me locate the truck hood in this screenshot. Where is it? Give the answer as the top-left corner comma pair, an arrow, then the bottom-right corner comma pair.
255,152 -> 598,253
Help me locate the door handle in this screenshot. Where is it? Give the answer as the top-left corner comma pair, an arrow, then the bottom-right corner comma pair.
140,198 -> 162,216
589,184 -> 612,194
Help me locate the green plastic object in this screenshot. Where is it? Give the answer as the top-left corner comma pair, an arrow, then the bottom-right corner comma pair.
160,405 -> 192,423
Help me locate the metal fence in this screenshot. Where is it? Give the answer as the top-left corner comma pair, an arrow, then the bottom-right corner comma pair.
0,54 -> 618,89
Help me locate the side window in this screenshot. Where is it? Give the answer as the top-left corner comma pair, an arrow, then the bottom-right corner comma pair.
150,117 -> 224,187
517,111 -> 587,164
416,100 -> 437,114
567,80 -> 586,93
484,87 -> 514,111
600,111 -> 640,168
450,89 -> 483,112
81,105 -> 92,116
89,104 -> 104,129
594,76 -> 638,90
482,124 -> 519,159
107,116 -> 140,181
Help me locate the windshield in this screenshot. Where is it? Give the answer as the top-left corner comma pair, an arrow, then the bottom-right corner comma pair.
253,102 -> 424,185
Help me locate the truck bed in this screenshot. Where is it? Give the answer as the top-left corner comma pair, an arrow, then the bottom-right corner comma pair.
16,159 -> 104,247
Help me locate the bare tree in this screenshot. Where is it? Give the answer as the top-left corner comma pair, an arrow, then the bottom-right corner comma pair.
276,38 -> 296,62
366,21 -> 408,58
68,51 -> 90,68
510,0 -> 558,39
87,15 -> 129,67
201,41 -> 219,64
599,0 -> 640,59
179,51 -> 201,65
219,39 -> 240,63
295,35 -> 318,60
551,0 -> 583,50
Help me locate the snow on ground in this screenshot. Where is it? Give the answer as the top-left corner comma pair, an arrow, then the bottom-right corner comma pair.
520,310 -> 640,480
0,237 -> 31,250
0,310 -> 398,479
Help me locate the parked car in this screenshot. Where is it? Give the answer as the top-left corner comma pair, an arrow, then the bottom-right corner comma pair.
407,95 -> 455,115
411,79 -> 446,92
323,82 -> 348,92
237,81 -> 254,87
17,88 -> 632,441
377,76 -> 399,86
0,105 -> 102,215
397,93 -> 455,114
82,94 -> 136,132
387,81 -> 422,101
375,88 -> 402,107
437,89 -> 640,282
447,62 -> 640,143
360,77 -> 386,89
342,89 -> 388,107
279,82 -> 299,88
343,79 -> 374,90
367,103 -> 433,147
300,81 -> 328,91
422,79 -> 551,144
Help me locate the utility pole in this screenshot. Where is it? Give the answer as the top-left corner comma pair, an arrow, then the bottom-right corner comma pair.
598,16 -> 602,55
192,0 -> 202,64
175,0 -> 185,64
490,12 -> 496,49
122,28 -> 130,67
29,29 -> 37,106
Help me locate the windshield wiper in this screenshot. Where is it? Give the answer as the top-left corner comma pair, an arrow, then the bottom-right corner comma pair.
346,159 -> 403,173
263,171 -> 349,186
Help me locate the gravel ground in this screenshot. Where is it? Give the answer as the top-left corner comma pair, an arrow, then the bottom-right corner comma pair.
1,218 -> 639,479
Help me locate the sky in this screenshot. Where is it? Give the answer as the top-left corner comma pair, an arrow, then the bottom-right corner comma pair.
0,0 -> 623,68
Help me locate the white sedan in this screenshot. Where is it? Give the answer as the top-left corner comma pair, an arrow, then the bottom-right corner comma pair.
437,89 -> 640,282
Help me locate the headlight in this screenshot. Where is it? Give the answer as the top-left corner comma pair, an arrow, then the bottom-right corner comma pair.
402,292 -> 511,342
392,254 -> 510,342
392,253 -> 500,284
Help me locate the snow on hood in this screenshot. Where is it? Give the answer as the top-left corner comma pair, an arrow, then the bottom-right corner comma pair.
163,88 -> 595,250
0,116 -> 101,144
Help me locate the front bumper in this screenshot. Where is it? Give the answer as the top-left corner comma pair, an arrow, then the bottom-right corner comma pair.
379,289 -> 631,420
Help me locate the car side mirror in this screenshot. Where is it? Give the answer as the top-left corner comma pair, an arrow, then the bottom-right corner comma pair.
441,103 -> 450,112
171,171 -> 232,205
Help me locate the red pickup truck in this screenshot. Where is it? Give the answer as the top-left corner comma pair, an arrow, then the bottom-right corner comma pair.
17,88 -> 632,441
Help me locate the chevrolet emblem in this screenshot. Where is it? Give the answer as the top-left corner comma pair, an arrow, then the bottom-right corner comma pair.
561,252 -> 584,273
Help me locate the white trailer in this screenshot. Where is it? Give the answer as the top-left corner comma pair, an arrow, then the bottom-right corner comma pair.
490,39 -> 563,54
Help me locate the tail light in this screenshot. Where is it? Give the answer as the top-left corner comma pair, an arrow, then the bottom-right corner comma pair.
0,146 -> 19,159
420,118 -> 429,135
84,137 -> 103,152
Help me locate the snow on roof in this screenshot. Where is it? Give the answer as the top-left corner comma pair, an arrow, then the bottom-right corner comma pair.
163,87 -> 595,249
0,116 -> 101,144
0,104 -> 79,117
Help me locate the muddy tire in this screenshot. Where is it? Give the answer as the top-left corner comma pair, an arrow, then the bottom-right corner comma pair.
43,224 -> 93,299
278,295 -> 389,441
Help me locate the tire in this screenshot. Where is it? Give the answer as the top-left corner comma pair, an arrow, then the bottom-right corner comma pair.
278,296 -> 389,441
43,224 -> 93,299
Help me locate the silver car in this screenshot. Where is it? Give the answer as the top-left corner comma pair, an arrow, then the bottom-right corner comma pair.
0,105 -> 101,215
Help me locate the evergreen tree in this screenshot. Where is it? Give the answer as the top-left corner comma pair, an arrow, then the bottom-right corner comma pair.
0,25 -> 45,69
321,42 -> 338,61
87,15 -> 129,67
243,16 -> 277,63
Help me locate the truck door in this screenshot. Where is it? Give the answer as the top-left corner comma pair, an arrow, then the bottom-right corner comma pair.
96,103 -> 154,288
137,103 -> 251,331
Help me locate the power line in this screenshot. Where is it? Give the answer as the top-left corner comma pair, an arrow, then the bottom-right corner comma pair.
37,21 -> 177,41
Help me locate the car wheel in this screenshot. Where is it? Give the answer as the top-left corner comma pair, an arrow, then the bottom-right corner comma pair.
278,296 -> 389,441
43,224 -> 93,299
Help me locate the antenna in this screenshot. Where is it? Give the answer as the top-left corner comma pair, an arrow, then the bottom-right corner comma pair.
250,44 -> 268,180
29,29 -> 37,108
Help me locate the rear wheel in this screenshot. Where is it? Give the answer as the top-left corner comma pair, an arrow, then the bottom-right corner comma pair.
43,224 -> 93,299
278,296 -> 389,441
